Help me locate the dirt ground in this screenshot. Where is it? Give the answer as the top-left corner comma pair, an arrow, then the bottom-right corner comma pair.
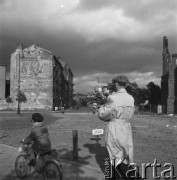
1,109 -> 177,179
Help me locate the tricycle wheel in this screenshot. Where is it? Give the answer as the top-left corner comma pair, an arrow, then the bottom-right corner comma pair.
15,154 -> 30,178
43,160 -> 62,180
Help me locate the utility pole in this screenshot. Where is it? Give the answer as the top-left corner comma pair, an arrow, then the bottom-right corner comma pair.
17,44 -> 23,114
97,76 -> 100,88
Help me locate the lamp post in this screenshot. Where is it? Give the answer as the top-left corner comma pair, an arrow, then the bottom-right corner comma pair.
17,44 -> 23,114
96,76 -> 100,88
17,52 -> 20,114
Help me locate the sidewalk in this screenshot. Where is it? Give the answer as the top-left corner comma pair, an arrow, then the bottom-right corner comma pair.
0,144 -> 105,180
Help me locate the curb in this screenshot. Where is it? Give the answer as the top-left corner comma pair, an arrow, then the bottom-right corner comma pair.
0,144 -> 102,174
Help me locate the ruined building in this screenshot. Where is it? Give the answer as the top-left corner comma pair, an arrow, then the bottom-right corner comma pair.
10,44 -> 73,110
0,65 -> 6,99
58,58 -> 73,108
161,36 -> 177,114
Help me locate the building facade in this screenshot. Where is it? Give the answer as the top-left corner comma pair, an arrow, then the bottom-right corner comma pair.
0,65 -> 6,100
58,58 -> 74,108
161,36 -> 177,114
10,44 -> 73,110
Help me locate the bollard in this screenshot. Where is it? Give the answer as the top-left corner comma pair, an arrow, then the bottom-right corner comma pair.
72,130 -> 78,161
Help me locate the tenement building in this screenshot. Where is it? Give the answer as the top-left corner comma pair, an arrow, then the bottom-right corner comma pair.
161,36 -> 177,114
0,65 -> 6,100
58,58 -> 73,108
10,44 -> 73,110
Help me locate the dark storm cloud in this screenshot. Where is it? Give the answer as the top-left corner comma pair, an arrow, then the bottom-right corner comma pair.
66,38 -> 159,75
0,15 -> 157,75
56,35 -> 170,76
0,0 -> 177,93
77,0 -> 177,22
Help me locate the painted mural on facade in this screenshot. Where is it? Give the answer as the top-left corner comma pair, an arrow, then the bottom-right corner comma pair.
10,44 -> 73,110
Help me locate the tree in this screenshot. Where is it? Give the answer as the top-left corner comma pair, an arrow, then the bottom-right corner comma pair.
126,82 -> 139,104
136,88 -> 150,105
125,82 -> 151,111
16,90 -> 27,114
5,96 -> 13,110
147,82 -> 161,105
126,82 -> 149,106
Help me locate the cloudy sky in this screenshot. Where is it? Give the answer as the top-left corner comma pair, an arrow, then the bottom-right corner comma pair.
0,0 -> 177,93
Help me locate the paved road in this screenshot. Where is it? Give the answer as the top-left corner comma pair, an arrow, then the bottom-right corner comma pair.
0,144 -> 105,180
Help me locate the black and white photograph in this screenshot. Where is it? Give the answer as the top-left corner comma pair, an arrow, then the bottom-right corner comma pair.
0,0 -> 177,179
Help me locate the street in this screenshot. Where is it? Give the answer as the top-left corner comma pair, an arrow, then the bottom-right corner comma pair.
1,110 -> 177,179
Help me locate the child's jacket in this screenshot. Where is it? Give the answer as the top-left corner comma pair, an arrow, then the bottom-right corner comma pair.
24,122 -> 51,153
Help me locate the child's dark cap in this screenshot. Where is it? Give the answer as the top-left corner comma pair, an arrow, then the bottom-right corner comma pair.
32,113 -> 44,122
